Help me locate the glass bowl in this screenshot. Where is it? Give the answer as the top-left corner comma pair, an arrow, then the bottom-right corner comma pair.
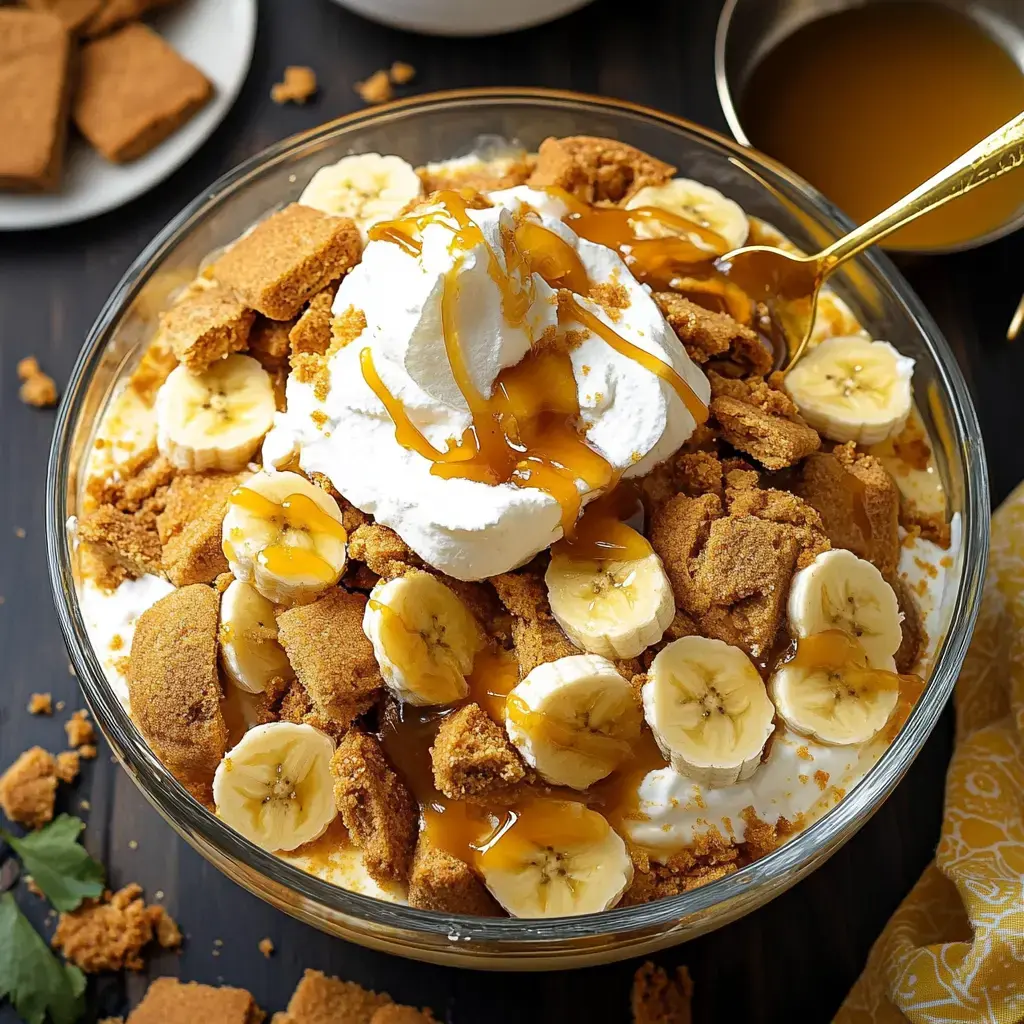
46,89 -> 988,969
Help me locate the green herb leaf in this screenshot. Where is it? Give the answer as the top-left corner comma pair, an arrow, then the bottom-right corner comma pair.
0,892 -> 86,1024
0,816 -> 105,912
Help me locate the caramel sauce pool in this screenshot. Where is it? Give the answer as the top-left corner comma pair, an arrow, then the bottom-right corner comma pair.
740,2 -> 1024,250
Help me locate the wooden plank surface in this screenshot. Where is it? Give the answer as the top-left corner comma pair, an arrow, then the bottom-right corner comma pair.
1,0 -> 1021,1019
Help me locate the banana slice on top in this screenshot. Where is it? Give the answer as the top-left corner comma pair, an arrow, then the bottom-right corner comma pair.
156,354 -> 275,472
505,654 -> 642,790
771,630 -> 899,745
363,570 -> 486,706
221,470 -> 348,607
643,636 -> 775,788
625,177 -> 749,250
213,722 -> 336,852
545,539 -> 675,660
298,153 -> 422,239
784,336 -> 915,446
476,799 -> 633,918
787,548 -> 902,668
219,579 -> 292,693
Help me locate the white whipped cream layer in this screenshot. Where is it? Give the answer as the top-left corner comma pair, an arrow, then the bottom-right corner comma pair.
265,187 -> 709,580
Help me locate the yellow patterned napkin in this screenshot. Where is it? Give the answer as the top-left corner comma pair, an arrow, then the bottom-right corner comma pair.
837,481 -> 1024,1023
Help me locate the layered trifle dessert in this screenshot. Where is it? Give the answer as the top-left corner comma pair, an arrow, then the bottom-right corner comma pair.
73,135 -> 955,917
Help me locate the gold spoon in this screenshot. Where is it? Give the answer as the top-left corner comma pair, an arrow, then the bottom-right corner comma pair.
717,110 -> 1024,371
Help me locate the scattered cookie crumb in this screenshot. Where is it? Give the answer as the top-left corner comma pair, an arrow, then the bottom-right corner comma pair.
0,747 -> 58,829
28,693 -> 53,715
65,709 -> 96,749
79,744 -> 98,760
271,65 -> 317,105
17,356 -> 58,408
14,527 -> 26,539
258,937 -> 274,958
55,751 -> 81,784
128,839 -> 138,850
389,61 -> 415,85
80,799 -> 91,811
355,69 -> 392,105
25,876 -> 43,898
631,962 -> 694,1024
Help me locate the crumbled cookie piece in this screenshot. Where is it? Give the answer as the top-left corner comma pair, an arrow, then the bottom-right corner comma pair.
52,883 -> 177,972
157,470 -> 247,586
126,977 -> 262,1024
273,969 -> 391,1024
431,703 -> 525,800
55,751 -> 81,783
389,61 -> 415,85
277,589 -> 383,725
631,962 -> 694,1024
355,69 -> 393,105
899,499 -> 951,549
23,0 -> 102,33
649,493 -> 722,616
528,135 -> 674,204
88,446 -> 175,515
709,372 -> 820,470
289,283 -> 340,357
28,692 -> 53,715
417,154 -> 533,194
0,10 -> 74,192
372,1006 -> 435,1024
407,833 -> 502,917
271,65 -> 317,105
79,744 -> 98,761
892,575 -> 927,674
0,747 -> 57,829
330,729 -> 417,886
511,616 -> 579,677
347,523 -> 420,579
127,585 -> 227,796
74,24 -> 213,163
248,315 -> 295,373
17,356 -> 59,407
157,284 -> 255,373
654,293 -> 772,377
622,833 -> 741,906
214,204 -> 361,320
258,936 -> 274,958
65,709 -> 96,749
77,504 -> 163,579
82,0 -> 179,38
490,564 -> 551,621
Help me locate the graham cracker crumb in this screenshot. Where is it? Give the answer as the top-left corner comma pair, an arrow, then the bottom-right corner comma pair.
65,709 -> 96,749
289,283 -> 341,358
511,616 -> 578,677
28,692 -> 53,715
55,750 -> 81,784
0,747 -> 58,829
355,69 -> 393,105
79,744 -> 98,760
272,65 -> 317,105
17,356 -> 59,407
347,522 -> 420,579
258,936 -> 274,958
431,703 -> 526,800
407,833 -> 501,916
631,962 -> 693,1024
389,61 -> 415,85
813,770 -> 830,791
124,977 -> 261,1024
490,564 -> 552,621
158,284 -> 254,373
77,504 -> 163,580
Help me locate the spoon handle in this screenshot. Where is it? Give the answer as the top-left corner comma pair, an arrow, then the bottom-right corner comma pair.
820,109 -> 1024,269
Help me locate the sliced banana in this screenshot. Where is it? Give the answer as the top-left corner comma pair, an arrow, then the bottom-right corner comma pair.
213,722 -> 336,852
505,654 -> 641,790
476,799 -> 633,917
156,354 -> 275,473
643,636 -> 775,788
784,336 -> 914,446
219,579 -> 292,693
221,470 -> 347,607
363,570 -> 486,706
771,630 -> 899,745
298,153 -> 422,239
626,177 -> 749,250
787,548 -> 902,668
545,548 -> 675,660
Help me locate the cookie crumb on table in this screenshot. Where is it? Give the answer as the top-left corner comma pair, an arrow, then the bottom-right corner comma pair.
631,962 -> 694,1024
126,977 -> 260,1024
272,969 -> 435,1024
258,936 -> 274,958
65,709 -> 97,749
28,692 -> 53,715
272,65 -> 317,105
389,61 -> 415,84
17,356 -> 59,407
55,750 -> 81,783
0,746 -> 58,829
355,68 -> 393,105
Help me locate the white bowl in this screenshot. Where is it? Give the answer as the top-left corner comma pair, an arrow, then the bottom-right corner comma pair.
330,0 -> 594,36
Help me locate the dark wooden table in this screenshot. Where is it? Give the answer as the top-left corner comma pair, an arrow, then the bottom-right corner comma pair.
1,1 -> 1020,1020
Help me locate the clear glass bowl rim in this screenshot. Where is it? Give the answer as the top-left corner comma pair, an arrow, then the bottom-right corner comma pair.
46,87 -> 989,948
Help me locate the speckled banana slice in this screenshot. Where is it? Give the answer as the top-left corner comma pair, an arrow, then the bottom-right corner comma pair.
363,570 -> 485,706
156,354 -> 275,472
626,177 -> 749,250
219,579 -> 292,693
213,722 -> 336,852
476,800 -> 633,918
298,153 -> 422,239
643,636 -> 775,788
784,336 -> 914,445
545,548 -> 675,660
221,470 -> 347,607
771,631 -> 899,745
787,548 -> 903,668
505,654 -> 641,790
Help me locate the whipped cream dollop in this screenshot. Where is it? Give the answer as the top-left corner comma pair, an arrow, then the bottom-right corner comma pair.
265,187 -> 709,580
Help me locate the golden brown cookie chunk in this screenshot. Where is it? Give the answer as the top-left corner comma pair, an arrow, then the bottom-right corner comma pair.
899,498 -> 952,549
88,446 -> 175,515
389,61 -> 415,85
649,492 -> 723,616
77,504 -> 163,579
0,10 -> 73,191
407,833 -> 502,917
355,69 -> 393,105
248,315 -> 296,373
74,24 -> 213,163
23,0 -> 102,32
127,977 -> 262,1024
511,616 -> 579,678
0,747 -> 57,829
372,1006 -> 436,1024
214,204 -> 361,321
82,0 -> 180,37
892,575 -> 927,674
271,65 -> 317,105
289,284 -> 340,357
277,589 -> 383,724
527,135 -> 674,204
330,729 -> 416,885
431,703 -> 525,800
709,372 -> 820,470
274,969 -> 391,1024
127,585 -> 226,794
28,692 -> 53,715
55,751 -> 81,784
631,963 -> 694,1024
417,154 -> 533,195
347,523 -> 420,579
158,285 -> 255,374
490,564 -> 551,621
157,471 -> 248,587
64,709 -> 96,749
17,356 -> 59,407
654,293 -> 772,377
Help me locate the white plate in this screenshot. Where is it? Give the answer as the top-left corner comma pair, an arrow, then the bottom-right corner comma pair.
0,0 -> 257,231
